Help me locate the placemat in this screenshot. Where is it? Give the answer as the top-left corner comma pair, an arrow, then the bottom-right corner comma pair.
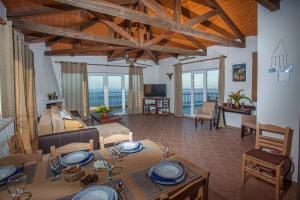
0,164 -> 37,192
130,161 -> 200,200
46,151 -> 104,179
58,179 -> 135,200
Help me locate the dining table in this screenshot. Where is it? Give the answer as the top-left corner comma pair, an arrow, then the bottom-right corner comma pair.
0,139 -> 209,200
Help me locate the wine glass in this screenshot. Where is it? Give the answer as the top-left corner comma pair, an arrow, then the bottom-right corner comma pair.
48,155 -> 61,181
7,173 -> 27,199
159,140 -> 170,161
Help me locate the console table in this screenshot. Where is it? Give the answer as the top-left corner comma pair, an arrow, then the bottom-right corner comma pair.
216,103 -> 255,129
90,112 -> 121,125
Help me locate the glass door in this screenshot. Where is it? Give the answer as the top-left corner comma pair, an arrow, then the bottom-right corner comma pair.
182,72 -> 192,115
207,70 -> 219,101
88,75 -> 104,110
193,72 -> 204,114
108,75 -> 122,114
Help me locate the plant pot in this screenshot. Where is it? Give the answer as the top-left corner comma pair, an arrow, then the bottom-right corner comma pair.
235,102 -> 240,109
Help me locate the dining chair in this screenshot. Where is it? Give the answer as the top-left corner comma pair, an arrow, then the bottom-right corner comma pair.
241,115 -> 256,138
159,178 -> 207,200
241,123 -> 292,200
100,132 -> 133,149
50,139 -> 94,158
195,102 -> 216,130
0,151 -> 42,167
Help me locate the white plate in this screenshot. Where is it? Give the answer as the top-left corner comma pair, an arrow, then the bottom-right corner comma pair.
72,186 -> 118,200
62,151 -> 90,165
61,153 -> 94,167
0,166 -> 16,181
118,141 -> 143,154
153,161 -> 184,179
149,166 -> 186,186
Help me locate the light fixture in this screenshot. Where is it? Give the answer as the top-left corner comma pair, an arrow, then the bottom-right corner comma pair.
166,73 -> 173,80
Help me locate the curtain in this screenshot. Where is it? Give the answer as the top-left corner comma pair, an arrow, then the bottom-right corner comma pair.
218,56 -> 225,127
128,65 -> 144,114
0,21 -> 15,118
61,62 -> 89,119
13,31 -> 38,153
174,63 -> 183,117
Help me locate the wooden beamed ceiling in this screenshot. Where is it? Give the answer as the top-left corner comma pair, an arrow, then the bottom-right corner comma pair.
3,0 -> 257,63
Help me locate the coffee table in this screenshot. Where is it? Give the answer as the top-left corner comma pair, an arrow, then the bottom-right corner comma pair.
90,112 -> 121,125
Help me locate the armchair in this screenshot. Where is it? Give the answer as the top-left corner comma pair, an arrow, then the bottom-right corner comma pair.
195,102 -> 216,130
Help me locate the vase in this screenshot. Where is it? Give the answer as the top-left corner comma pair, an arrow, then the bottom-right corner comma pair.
235,102 -> 240,109
102,112 -> 108,119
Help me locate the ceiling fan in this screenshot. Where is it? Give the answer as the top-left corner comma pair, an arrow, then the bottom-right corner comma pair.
108,51 -> 152,68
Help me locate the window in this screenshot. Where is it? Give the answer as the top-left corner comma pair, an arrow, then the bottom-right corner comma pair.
88,73 -> 128,114
182,69 -> 219,116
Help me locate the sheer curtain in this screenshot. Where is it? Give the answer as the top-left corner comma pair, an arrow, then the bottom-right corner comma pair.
128,65 -> 144,114
61,62 -> 89,119
174,63 -> 183,117
13,31 -> 38,153
218,56 -> 225,127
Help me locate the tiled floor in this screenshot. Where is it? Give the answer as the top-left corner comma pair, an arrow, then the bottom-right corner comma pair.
118,114 -> 297,200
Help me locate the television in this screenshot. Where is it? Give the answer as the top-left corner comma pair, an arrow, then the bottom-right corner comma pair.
144,84 -> 166,97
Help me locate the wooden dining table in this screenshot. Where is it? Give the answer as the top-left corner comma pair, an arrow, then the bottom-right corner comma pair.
0,139 -> 209,200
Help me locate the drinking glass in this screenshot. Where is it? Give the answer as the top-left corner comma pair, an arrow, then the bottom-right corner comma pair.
48,155 -> 61,181
159,140 -> 170,161
7,173 -> 27,199
104,161 -> 114,181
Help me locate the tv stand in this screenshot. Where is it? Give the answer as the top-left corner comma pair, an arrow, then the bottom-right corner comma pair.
143,97 -> 170,115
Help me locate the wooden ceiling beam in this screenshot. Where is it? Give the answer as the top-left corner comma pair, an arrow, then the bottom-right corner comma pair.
44,46 -> 128,56
208,0 -> 245,42
53,0 -> 244,47
182,35 -> 207,52
139,0 -> 170,19
173,0 -> 182,23
256,0 -> 280,11
145,50 -> 159,65
13,20 -> 204,56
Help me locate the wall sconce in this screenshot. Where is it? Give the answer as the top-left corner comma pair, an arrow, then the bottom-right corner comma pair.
166,73 -> 173,80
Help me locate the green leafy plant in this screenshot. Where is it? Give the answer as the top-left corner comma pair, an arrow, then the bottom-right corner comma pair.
95,105 -> 112,115
229,90 -> 252,105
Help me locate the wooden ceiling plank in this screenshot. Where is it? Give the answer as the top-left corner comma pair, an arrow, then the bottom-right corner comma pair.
182,35 -> 207,52
256,0 -> 280,11
208,0 -> 245,42
139,0 -> 170,19
53,0 -> 244,47
190,0 -> 215,9
173,0 -> 182,23
13,20 -> 204,55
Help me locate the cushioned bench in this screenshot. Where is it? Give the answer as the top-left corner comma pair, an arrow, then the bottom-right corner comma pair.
38,128 -> 99,154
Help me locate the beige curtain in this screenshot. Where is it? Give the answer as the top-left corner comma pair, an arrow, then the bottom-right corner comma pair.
174,63 -> 183,117
0,21 -> 15,118
218,56 -> 225,127
13,31 -> 38,153
128,65 -> 144,114
61,62 -> 89,119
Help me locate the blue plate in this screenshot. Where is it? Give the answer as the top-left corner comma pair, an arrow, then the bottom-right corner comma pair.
153,161 -> 184,180
117,141 -> 143,154
0,167 -> 24,186
61,152 -> 94,167
148,166 -> 186,186
62,151 -> 90,165
72,186 -> 118,200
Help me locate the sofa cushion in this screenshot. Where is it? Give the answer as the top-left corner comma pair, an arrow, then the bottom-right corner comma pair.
50,106 -> 59,115
51,113 -> 65,133
64,119 -> 84,131
38,111 -> 52,136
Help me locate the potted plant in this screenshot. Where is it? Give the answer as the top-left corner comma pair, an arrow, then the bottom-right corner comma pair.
228,90 -> 252,108
95,105 -> 112,119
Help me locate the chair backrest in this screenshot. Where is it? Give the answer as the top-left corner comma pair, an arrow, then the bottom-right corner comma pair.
0,151 -> 42,167
160,178 -> 206,200
255,123 -> 292,156
201,102 -> 215,112
50,139 -> 93,158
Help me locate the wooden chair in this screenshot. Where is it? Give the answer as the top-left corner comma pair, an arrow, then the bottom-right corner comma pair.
0,151 -> 42,167
100,132 -> 133,149
50,139 -> 94,158
160,178 -> 207,200
195,102 -> 216,130
241,123 -> 292,200
241,115 -> 256,138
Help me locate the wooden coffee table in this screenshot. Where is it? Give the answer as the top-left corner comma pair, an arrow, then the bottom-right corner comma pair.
90,112 -> 121,125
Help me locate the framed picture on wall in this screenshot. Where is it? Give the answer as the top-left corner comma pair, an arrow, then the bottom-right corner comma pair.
232,63 -> 246,82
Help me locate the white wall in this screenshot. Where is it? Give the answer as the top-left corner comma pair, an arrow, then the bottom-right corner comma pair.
257,0 -> 300,182
159,36 -> 257,127
29,43 -> 60,115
